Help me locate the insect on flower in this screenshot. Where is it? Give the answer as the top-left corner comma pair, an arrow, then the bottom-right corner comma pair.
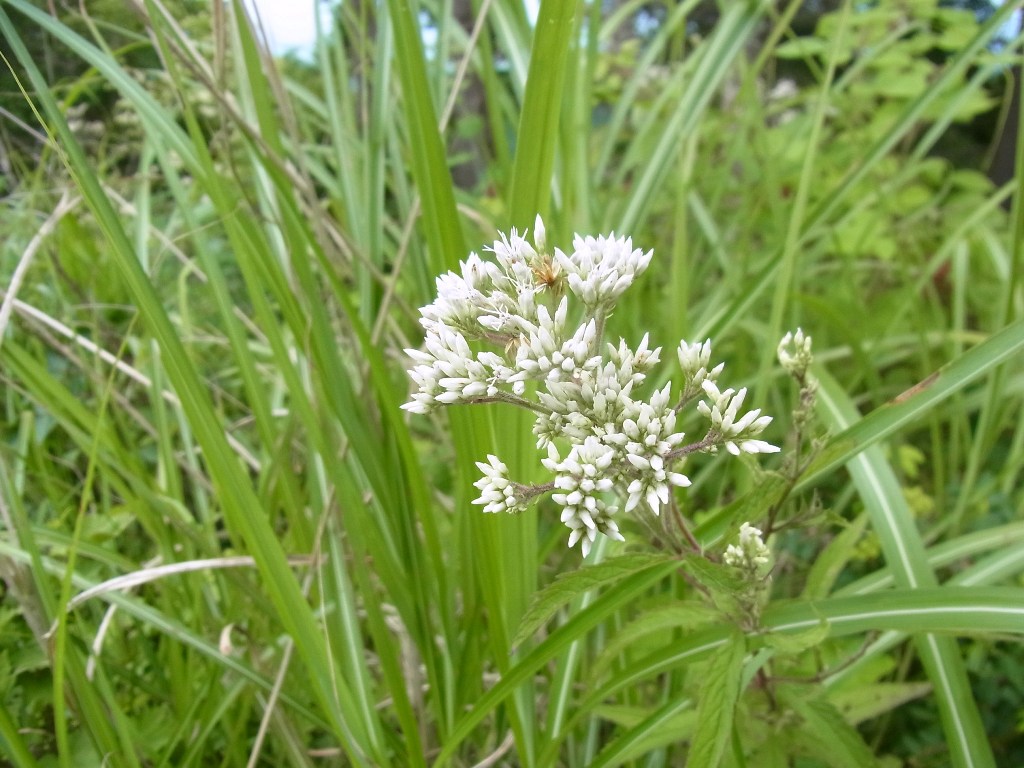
530,253 -> 564,295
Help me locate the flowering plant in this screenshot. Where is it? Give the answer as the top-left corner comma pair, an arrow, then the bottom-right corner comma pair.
403,217 -> 780,556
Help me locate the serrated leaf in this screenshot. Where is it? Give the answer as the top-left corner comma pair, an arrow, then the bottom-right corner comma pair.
783,692 -> 880,768
682,555 -> 745,594
749,735 -> 791,768
511,553 -> 676,648
924,89 -> 996,123
723,472 -> 789,527
762,619 -> 830,655
829,682 -> 932,726
874,69 -> 930,99
686,630 -> 746,768
593,703 -> 660,729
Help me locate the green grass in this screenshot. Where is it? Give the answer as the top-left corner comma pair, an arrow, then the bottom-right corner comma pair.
1,0 -> 1023,765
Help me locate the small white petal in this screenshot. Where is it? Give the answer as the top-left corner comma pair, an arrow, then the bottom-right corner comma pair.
646,488 -> 661,514
668,472 -> 691,487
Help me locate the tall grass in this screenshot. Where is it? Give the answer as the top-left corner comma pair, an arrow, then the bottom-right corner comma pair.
1,0 -> 1023,765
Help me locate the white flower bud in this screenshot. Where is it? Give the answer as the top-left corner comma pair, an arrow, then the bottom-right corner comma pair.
778,328 -> 813,375
534,214 -> 547,252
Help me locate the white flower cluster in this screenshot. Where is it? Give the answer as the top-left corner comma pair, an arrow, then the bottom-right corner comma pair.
723,522 -> 772,574
543,437 -> 625,555
403,217 -> 782,556
556,232 -> 653,310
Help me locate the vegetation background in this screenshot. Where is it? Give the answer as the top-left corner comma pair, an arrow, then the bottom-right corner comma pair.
1,0 -> 1023,765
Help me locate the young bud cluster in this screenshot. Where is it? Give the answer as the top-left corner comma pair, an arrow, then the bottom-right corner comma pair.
723,521 -> 773,628
723,522 -> 772,575
777,327 -> 813,377
403,217 -> 782,556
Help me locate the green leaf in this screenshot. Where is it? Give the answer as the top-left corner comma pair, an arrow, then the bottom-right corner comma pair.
782,690 -> 880,768
512,553 -> 676,648
0,699 -> 41,768
871,63 -> 930,99
697,1 -> 1019,344
615,1 -> 766,232
434,559 -> 682,766
802,515 -> 869,600
682,554 -> 745,594
694,472 -> 789,545
385,0 -> 464,275
934,10 -> 978,50
798,319 -> 1024,492
589,699 -> 697,768
507,0 -> 577,225
829,682 -> 933,726
568,586 -> 1024,748
592,601 -> 720,678
774,36 -> 831,60
761,619 -> 830,655
0,4 -> 370,759
814,368 -> 996,768
686,630 -> 746,768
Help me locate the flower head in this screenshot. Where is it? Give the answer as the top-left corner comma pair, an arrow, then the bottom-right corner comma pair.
403,217 -> 781,557
510,299 -> 600,385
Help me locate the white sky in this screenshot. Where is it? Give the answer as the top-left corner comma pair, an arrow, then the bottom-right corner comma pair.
243,0 -> 333,59
243,0 -> 1019,60
244,0 -> 539,59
